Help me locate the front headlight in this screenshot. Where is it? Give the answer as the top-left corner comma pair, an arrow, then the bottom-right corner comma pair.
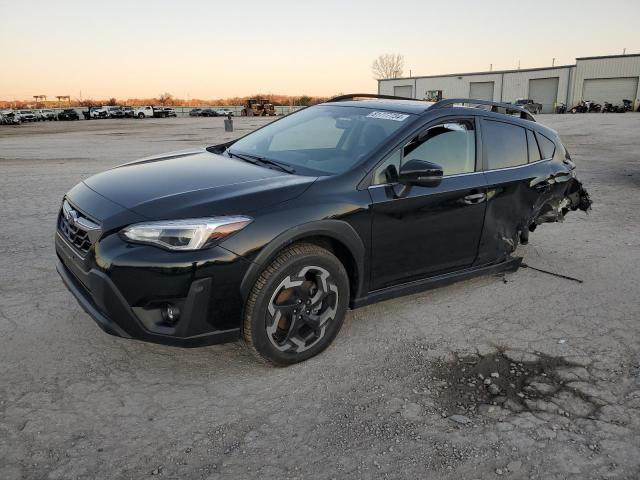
121,216 -> 252,251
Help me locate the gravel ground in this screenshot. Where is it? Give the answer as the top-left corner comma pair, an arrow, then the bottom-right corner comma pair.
1,114 -> 639,480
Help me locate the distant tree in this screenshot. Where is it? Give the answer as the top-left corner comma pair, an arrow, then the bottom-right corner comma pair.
77,99 -> 97,107
158,92 -> 173,105
107,97 -> 117,106
372,53 -> 405,79
298,95 -> 312,106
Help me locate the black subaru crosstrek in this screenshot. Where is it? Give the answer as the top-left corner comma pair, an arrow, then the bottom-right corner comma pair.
56,94 -> 591,365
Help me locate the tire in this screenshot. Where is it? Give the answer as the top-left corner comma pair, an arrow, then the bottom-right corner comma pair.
243,243 -> 349,366
138,112 -> 144,119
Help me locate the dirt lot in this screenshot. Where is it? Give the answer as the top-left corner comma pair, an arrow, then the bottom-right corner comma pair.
1,115 -> 639,479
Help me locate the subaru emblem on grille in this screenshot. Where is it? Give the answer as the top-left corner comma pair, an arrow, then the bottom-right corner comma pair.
62,200 -> 79,227
68,209 -> 78,227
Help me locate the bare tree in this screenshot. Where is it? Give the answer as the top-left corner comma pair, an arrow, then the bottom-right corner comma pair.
372,54 -> 405,79
158,92 -> 173,106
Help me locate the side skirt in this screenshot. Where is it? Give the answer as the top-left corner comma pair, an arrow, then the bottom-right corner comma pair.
351,256 -> 522,308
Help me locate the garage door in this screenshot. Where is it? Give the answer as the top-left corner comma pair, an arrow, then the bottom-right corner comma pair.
469,82 -> 494,100
583,77 -> 639,104
394,85 -> 413,98
529,77 -> 559,113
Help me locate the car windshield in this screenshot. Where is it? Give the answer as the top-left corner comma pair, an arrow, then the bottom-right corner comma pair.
229,105 -> 415,175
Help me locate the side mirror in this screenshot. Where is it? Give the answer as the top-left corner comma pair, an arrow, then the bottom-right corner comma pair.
399,159 -> 443,188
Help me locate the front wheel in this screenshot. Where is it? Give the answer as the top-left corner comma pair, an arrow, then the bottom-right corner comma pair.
243,243 -> 349,366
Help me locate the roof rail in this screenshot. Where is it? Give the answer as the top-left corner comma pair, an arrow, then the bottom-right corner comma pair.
431,98 -> 536,122
327,93 -> 419,102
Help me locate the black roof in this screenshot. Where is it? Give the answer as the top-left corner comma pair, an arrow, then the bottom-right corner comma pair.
323,95 -> 535,121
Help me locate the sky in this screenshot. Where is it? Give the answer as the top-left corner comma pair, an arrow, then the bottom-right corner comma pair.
1,0 -> 639,101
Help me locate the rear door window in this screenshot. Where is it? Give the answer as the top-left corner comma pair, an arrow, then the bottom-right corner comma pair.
482,120 -> 528,170
536,132 -> 556,159
526,129 -> 542,162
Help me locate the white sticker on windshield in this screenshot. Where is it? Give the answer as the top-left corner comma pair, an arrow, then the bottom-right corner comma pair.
366,111 -> 409,122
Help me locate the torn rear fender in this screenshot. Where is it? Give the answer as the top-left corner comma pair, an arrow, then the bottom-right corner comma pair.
532,172 -> 591,226
474,161 -> 591,266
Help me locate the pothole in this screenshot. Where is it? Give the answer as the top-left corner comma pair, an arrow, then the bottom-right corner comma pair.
431,350 -> 599,419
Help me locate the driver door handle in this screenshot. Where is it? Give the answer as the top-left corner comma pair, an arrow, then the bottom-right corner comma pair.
463,192 -> 486,204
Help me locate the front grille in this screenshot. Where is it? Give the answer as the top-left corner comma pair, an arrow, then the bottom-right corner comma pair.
58,215 -> 92,253
57,200 -> 101,255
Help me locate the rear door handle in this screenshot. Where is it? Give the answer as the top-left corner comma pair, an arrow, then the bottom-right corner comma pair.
463,192 -> 486,204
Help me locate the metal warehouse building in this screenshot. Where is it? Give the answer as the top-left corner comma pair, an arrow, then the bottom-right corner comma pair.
378,53 -> 640,113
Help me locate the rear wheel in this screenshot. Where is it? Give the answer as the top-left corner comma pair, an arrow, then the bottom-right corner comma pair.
138,112 -> 145,119
243,243 -> 349,366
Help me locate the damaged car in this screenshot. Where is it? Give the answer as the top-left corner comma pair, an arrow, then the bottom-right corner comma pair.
55,94 -> 591,366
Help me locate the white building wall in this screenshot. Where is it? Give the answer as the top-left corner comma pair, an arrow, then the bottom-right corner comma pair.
501,67 -> 573,105
378,74 -> 505,100
572,56 -> 640,104
379,54 -> 640,109
414,73 -> 503,101
378,78 -> 417,96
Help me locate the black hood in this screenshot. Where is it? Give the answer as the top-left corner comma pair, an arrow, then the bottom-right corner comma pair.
81,149 -> 317,220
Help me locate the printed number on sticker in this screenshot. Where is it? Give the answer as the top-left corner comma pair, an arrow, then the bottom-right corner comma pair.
366,111 -> 409,122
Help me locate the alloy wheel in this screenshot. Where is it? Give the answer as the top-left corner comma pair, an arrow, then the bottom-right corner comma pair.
266,265 -> 339,353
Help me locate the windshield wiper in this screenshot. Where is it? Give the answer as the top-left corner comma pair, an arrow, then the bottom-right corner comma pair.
227,150 -> 296,174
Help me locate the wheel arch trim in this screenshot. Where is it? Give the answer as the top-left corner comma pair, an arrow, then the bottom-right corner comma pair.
238,219 -> 366,305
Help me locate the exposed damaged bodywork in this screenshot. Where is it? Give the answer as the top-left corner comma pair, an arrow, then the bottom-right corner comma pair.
475,142 -> 591,264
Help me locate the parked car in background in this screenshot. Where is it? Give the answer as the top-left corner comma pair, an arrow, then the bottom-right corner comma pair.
189,108 -> 202,117
152,107 -> 175,118
152,107 -> 166,118
37,109 -> 57,121
17,110 -> 37,122
200,108 -> 216,117
82,107 -> 108,119
133,106 -> 154,118
1,110 -> 20,125
106,106 -> 125,118
215,108 -> 234,117
58,109 -> 80,121
514,99 -> 543,114
123,106 -> 135,118
55,94 -> 591,365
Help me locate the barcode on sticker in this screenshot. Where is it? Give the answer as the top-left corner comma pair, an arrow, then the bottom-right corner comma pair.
366,111 -> 409,121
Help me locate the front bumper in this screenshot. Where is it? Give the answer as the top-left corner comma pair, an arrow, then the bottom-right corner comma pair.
56,230 -> 249,348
